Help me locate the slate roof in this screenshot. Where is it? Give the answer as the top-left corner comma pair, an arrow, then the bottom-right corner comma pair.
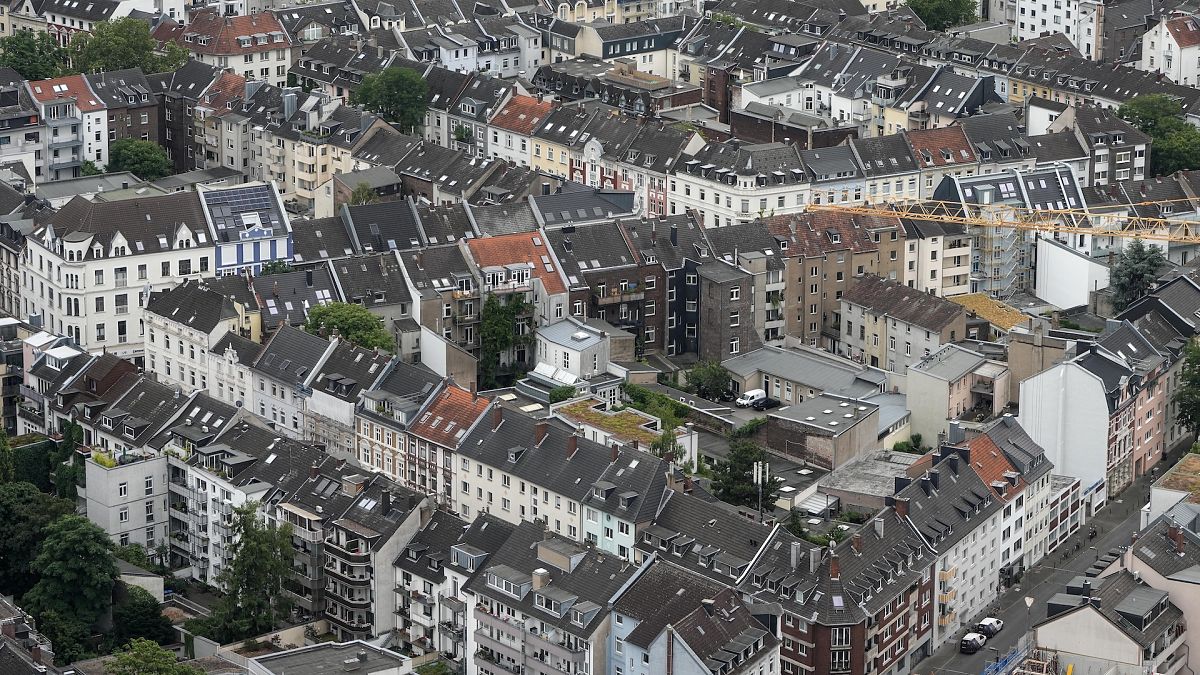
529,187 -> 637,227
148,59 -> 223,101
1069,105 -> 1151,146
542,221 -> 638,288
894,66 -> 984,116
467,520 -> 637,637
37,193 -> 209,259
1132,503 -> 1200,579
271,1 -> 362,42
955,112 -> 1032,162
395,510 -> 468,583
1028,131 -> 1087,163
844,274 -> 965,331
255,267 -> 340,329
671,587 -> 778,673
292,216 -> 356,263
98,376 -> 190,448
343,198 -> 424,253
83,69 -> 155,110
800,145 -> 859,183
357,359 -> 442,430
636,490 -> 773,584
851,133 -> 920,178
447,513 -> 518,582
581,448 -> 667,525
252,324 -> 332,387
415,203 -> 477,244
615,561 -> 729,648
618,213 -> 709,271
398,245 -> 475,298
978,415 -> 1051,482
826,508 -> 933,616
210,331 -> 262,367
796,43 -> 901,97
353,127 -> 420,167
704,220 -> 785,271
898,447 -> 1003,552
410,385 -> 490,448
291,32 -> 397,88
146,279 -> 240,333
467,231 -> 567,294
329,252 -> 413,310
1044,570 -> 1183,648
40,0 -> 118,20
680,140 -> 806,180
312,338 -> 392,403
470,202 -> 540,235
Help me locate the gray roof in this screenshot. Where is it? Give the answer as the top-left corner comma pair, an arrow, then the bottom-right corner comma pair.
768,395 -> 878,437
256,267 -> 341,329
636,490 -> 774,583
843,274 -> 965,332
210,331 -> 262,367
723,346 -> 887,398
329,253 -> 413,310
470,202 -> 540,236
291,216 -> 356,264
529,187 -> 637,227
615,561 -> 730,648
36,172 -> 143,200
145,279 -> 239,334
394,510 -> 466,583
253,641 -> 407,673
851,133 -> 920,178
909,344 -> 988,381
312,339 -> 391,403
415,202 -> 477,244
820,449 -> 923,499
252,325 -> 332,387
898,447 -> 1004,551
542,221 -> 638,286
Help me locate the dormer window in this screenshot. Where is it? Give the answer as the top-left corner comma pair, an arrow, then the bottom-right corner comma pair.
571,609 -> 586,626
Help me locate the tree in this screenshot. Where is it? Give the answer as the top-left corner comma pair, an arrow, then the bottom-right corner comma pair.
350,182 -> 379,206
71,17 -> 188,74
478,294 -> 533,389
23,516 -> 118,630
80,160 -> 103,176
37,610 -> 94,665
1110,238 -> 1167,312
1118,94 -> 1200,176
114,543 -> 152,569
54,422 -> 85,500
0,482 -> 73,598
548,385 -> 577,404
687,360 -> 732,400
0,429 -> 12,483
113,586 -> 175,647
711,440 -> 781,509
108,638 -> 203,675
905,0 -> 976,31
305,302 -> 394,352
1174,341 -> 1200,439
259,261 -> 294,276
201,503 -> 294,643
107,139 -> 172,180
0,31 -> 67,80
351,66 -> 428,133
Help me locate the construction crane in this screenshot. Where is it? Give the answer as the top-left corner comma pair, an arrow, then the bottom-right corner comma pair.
805,198 -> 1200,245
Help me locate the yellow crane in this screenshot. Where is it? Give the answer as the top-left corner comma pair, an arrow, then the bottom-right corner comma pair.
804,199 -> 1200,245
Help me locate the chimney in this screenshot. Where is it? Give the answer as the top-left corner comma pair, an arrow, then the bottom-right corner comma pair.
919,475 -> 932,496
851,533 -> 863,554
414,252 -> 423,269
894,497 -> 910,518
945,453 -> 959,475
358,650 -> 368,663
534,420 -> 548,446
492,406 -> 503,430
670,223 -> 678,245
829,552 -> 841,580
701,598 -> 715,615
1169,520 -> 1185,553
873,517 -> 884,539
567,433 -> 579,458
790,540 -> 804,568
310,461 -> 319,479
611,442 -> 620,463
306,269 -> 313,287
533,567 -> 549,590
121,180 -> 129,189
1082,579 -> 1092,598
381,488 -> 392,514
928,469 -> 940,489
683,475 -> 694,493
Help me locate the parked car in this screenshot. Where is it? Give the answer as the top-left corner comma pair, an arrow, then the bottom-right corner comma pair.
960,633 -> 988,654
977,618 -> 1004,636
752,397 -> 781,411
735,389 -> 766,408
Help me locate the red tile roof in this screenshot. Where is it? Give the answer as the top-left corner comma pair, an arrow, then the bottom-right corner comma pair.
165,10 -> 292,55
410,385 -> 490,448
1167,16 -> 1200,49
468,232 -> 568,295
491,95 -> 554,136
197,71 -> 248,115
964,434 -> 1026,502
905,126 -> 976,167
28,74 -> 105,112
764,211 -> 903,257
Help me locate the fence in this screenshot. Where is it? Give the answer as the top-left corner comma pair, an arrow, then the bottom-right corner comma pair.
983,633 -> 1033,675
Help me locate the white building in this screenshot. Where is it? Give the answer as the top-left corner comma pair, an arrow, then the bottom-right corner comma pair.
249,324 -> 334,439
1141,16 -> 1200,86
669,141 -> 809,228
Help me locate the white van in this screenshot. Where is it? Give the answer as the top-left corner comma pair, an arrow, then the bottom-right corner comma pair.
735,389 -> 766,408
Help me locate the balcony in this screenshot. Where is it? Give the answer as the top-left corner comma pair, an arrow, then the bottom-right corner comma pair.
324,561 -> 371,584
476,649 -> 522,675
17,404 -> 44,428
937,612 -> 957,627
325,537 -> 371,563
938,567 -> 957,581
526,656 -> 572,675
325,608 -> 372,633
49,157 -> 82,170
937,589 -> 957,603
411,609 -> 436,627
440,621 -> 466,640
474,630 -> 524,664
527,628 -> 586,663
595,286 -> 644,306
293,527 -> 323,543
410,590 -> 434,606
48,137 -> 80,150
328,591 -> 372,610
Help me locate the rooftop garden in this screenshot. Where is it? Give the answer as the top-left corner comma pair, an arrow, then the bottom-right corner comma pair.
556,399 -> 663,446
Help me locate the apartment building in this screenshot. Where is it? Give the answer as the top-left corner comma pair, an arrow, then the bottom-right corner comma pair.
901,218 -> 972,297
904,127 -> 979,200
26,75 -> 92,181
399,383 -> 490,510
83,69 -> 158,168
1046,105 -> 1150,185
396,244 -> 484,358
1141,15 -> 1200,85
250,324 -> 334,438
157,10 -> 294,88
467,521 -> 640,675
197,182 -> 293,276
22,192 -> 214,356
206,331 -> 260,408
304,338 -> 390,462
838,274 -> 967,373
669,140 -> 808,228
488,94 -> 553,167
149,60 -> 223,173
906,345 -> 1010,441
616,214 -> 708,358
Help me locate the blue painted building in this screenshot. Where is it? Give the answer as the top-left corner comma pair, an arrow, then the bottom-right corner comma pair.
198,182 -> 293,275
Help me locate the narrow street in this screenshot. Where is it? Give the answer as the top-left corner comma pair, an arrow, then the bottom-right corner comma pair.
919,442 -> 1190,675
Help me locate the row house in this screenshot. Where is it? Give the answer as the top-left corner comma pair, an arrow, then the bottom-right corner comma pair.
270,1 -> 362,52
1046,105 -> 1150,186
85,69 -> 160,167
289,32 -> 394,102
352,359 -> 444,485
1021,321 -> 1170,512
393,511 -> 516,662
531,58 -> 703,117
488,94 -> 555,168
900,218 -> 973,298
838,274 -> 967,373
396,243 -> 486,358
21,191 -> 215,357
904,126 -> 980,200
155,10 -> 296,88
765,211 -> 906,348
669,140 -> 808,228
149,60 -> 224,174
19,347 -> 132,439
400,16 -> 541,79
1140,15 -> 1200,86
394,382 -> 491,510
28,0 -> 160,47
468,521 -> 641,675
617,213 -> 708,358
304,337 -> 391,462
673,22 -> 773,122
251,324 -> 335,438
704,221 -> 788,345
25,75 -> 91,181
881,65 -> 999,135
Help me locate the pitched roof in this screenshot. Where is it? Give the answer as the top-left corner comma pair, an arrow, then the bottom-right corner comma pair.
311,339 -> 391,402
410,385 -> 491,448
172,10 -> 293,54
291,215 -> 356,264
394,510 -> 467,582
83,69 -> 155,110
764,210 -> 901,257
329,252 -> 413,309
27,74 -> 103,112
467,231 -> 567,294
252,324 -> 331,386
210,331 -> 262,367
636,490 -> 773,584
1167,15 -> 1200,48
963,432 -> 1027,501
904,126 -> 977,167
843,274 -> 965,331
615,561 -> 729,648
148,59 -> 223,100
491,94 -> 554,135
37,192 -> 209,257
145,279 -> 240,333
255,267 -> 340,329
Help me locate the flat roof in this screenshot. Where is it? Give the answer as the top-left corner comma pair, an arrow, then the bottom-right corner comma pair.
1156,453 -> 1200,503
252,641 -> 407,674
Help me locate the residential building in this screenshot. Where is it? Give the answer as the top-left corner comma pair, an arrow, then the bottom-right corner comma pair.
26,74 -> 94,181
250,324 -> 334,438
668,140 -> 808,228
1141,15 -> 1200,85
289,32 -> 395,102
83,69 -> 159,169
906,344 -> 1010,442
156,10 -> 295,88
488,94 -> 553,167
399,383 -> 490,510
900,217 -> 973,297
144,279 -> 260,393
904,126 -> 979,200
1046,105 -> 1150,185
148,60 -> 223,173
304,337 -> 390,462
837,274 -> 968,373
197,181 -> 293,276
723,345 -> 888,405
353,358 -> 442,478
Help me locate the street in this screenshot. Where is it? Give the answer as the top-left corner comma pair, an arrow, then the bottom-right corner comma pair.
918,443 -> 1189,675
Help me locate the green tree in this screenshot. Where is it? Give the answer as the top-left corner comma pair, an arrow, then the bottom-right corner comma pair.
107,139 -> 172,180
1119,94 -> 1200,175
650,427 -> 682,461
351,66 -> 428,133
72,17 -> 188,74
687,360 -> 732,400
113,586 -> 175,647
114,543 -> 152,568
0,31 -> 67,80
0,482 -> 73,597
23,515 -> 117,628
37,610 -> 94,665
0,429 -> 12,483
259,260 -> 294,276
54,421 -> 85,500
80,160 -> 102,176
711,440 -> 781,509
201,503 -> 294,643
1110,238 -> 1167,312
905,0 -> 976,31
108,638 -> 203,675
1174,341 -> 1200,439
305,302 -> 394,352
548,385 -> 577,404
478,294 -> 533,389
350,182 -> 379,206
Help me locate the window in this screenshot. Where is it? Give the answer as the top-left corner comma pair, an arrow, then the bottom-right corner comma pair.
144,476 -> 153,495
119,507 -> 129,523
730,286 -> 740,300
118,482 -> 128,497
730,311 -> 739,327
729,337 -> 740,354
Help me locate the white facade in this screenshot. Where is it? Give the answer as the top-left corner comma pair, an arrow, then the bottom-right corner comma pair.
1033,237 -> 1110,310
903,231 -> 972,297
933,510 -> 1002,647
668,170 -> 809,228
1140,17 -> 1200,86
455,454 -> 583,540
